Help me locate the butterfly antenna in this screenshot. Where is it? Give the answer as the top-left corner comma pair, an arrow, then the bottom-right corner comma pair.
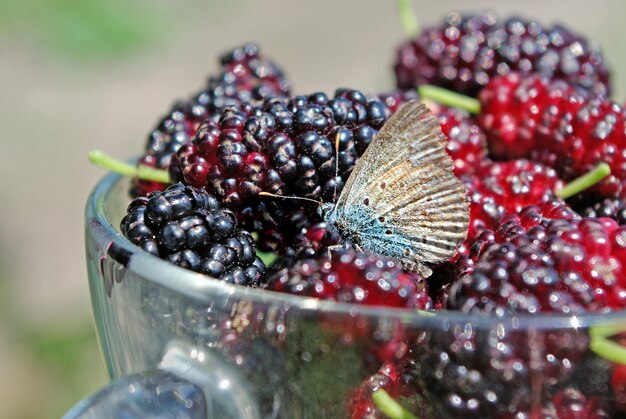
258,191 -> 323,206
332,130 -> 341,203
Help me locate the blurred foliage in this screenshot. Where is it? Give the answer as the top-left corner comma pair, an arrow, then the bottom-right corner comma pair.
19,325 -> 106,418
0,277 -> 106,418
0,0 -> 168,58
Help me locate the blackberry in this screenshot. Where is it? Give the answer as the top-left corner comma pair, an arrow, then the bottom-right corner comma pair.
349,359 -> 426,419
411,320 -> 589,418
447,216 -> 626,314
429,161 -> 567,303
265,247 -> 427,366
132,43 -> 290,196
395,12 -> 610,97
170,89 -> 391,252
263,248 -> 431,310
612,363 -> 626,413
583,198 -> 626,224
462,160 -> 564,243
430,200 -> 579,307
535,96 -> 626,199
120,182 -> 265,285
270,222 -> 341,270
478,73 -> 589,160
543,388 -> 612,418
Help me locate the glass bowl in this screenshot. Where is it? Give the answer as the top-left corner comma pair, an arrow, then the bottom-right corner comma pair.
83,171 -> 626,418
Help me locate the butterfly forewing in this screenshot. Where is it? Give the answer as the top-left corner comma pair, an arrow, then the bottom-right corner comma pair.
338,101 -> 452,209
334,101 -> 469,276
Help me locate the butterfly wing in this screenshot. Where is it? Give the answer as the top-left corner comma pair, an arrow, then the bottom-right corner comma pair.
334,101 -> 469,277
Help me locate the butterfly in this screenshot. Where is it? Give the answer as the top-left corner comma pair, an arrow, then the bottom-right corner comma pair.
318,101 -> 469,278
260,100 -> 470,277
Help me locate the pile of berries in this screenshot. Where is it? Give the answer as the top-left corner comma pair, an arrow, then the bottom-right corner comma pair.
105,9 -> 626,417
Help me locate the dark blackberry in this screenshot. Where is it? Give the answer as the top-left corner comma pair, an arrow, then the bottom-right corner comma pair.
612,363 -> 626,413
546,388 -> 612,418
395,12 -> 611,97
478,73 -> 590,160
447,216 -> 626,314
120,182 -> 265,285
132,43 -> 290,196
349,358 -> 427,419
535,97 -> 626,199
462,160 -> 564,244
430,200 -> 579,307
583,198 -> 626,224
263,248 -> 431,310
270,222 -> 341,270
170,89 -> 391,252
411,321 -> 589,418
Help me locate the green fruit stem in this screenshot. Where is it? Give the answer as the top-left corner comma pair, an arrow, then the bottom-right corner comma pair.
88,150 -> 171,184
590,335 -> 626,365
257,250 -> 278,268
589,322 -> 626,365
396,0 -> 420,38
590,323 -> 626,339
555,163 -> 611,199
372,389 -> 418,419
418,84 -> 481,114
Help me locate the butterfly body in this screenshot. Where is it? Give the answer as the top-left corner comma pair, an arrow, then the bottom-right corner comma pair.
320,101 -> 470,278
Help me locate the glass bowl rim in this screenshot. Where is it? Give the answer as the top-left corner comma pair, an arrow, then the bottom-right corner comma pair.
86,170 -> 626,330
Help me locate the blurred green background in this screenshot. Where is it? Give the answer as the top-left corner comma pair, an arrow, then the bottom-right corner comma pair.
1,0 -> 626,417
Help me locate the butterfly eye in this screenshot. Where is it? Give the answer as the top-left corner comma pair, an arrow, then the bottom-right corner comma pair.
385,229 -> 393,236
362,197 -> 370,206
378,216 -> 385,223
379,181 -> 387,190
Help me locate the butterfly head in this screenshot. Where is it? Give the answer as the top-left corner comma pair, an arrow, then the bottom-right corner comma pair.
318,202 -> 335,225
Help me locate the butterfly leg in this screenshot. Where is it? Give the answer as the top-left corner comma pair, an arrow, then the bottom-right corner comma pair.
326,244 -> 346,259
401,259 -> 433,278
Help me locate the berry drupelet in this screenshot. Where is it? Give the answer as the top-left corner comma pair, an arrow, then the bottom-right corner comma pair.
395,12 -> 611,97
377,89 -> 420,114
132,43 -> 291,196
120,183 -> 266,285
